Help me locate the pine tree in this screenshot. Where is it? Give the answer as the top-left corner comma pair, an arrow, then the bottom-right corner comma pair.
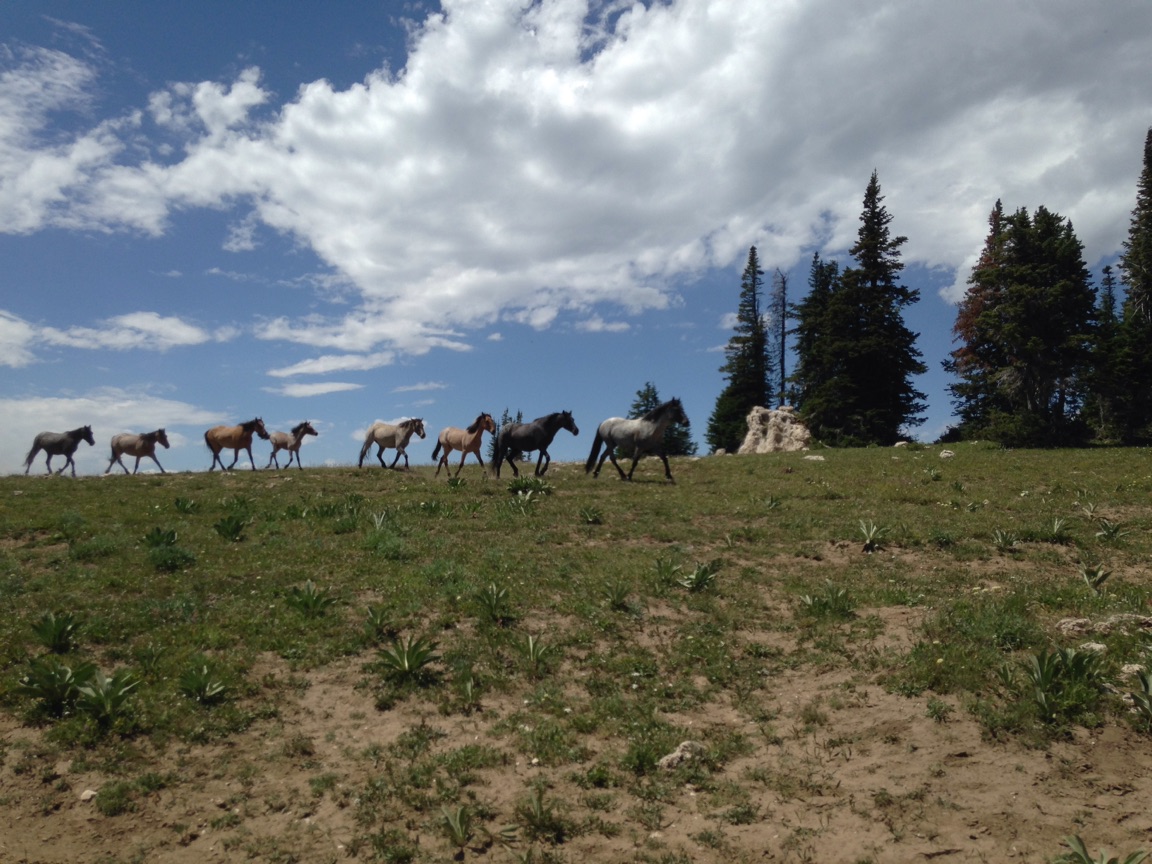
1115,127 -> 1152,441
628,382 -> 697,456
793,172 -> 925,445
1084,265 -> 1122,439
790,253 -> 840,425
946,204 -> 1096,445
487,407 -> 524,462
706,247 -> 772,452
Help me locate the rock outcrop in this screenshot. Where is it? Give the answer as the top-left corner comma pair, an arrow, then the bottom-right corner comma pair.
737,406 -> 812,454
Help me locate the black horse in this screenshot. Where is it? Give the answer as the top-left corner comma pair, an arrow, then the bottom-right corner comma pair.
494,411 -> 579,478
24,425 -> 96,477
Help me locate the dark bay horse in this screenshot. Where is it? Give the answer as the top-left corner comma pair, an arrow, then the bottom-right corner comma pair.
431,412 -> 496,478
205,418 -> 270,471
106,429 -> 170,475
24,425 -> 95,477
586,398 -> 689,482
266,421 -> 318,470
494,411 -> 579,478
358,418 -> 425,469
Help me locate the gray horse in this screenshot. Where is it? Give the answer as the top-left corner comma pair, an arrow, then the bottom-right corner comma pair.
358,418 -> 426,469
585,398 -> 689,482
24,425 -> 96,477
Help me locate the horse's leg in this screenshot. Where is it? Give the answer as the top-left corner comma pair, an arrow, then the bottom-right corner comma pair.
266,449 -> 278,469
63,454 -> 76,477
505,452 -> 519,477
226,448 -> 241,470
43,453 -> 54,474
246,446 -> 258,470
133,456 -> 143,474
602,449 -> 625,480
376,446 -> 387,468
293,449 -> 303,470
389,448 -> 405,470
151,454 -> 166,474
658,453 -> 674,481
535,450 -> 549,476
626,454 -> 641,481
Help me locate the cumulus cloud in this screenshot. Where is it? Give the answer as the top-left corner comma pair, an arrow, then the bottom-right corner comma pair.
2,0 -> 1151,347
39,312 -> 224,351
0,311 -> 38,367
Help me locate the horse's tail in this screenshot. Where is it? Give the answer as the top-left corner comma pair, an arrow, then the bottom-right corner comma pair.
585,430 -> 605,474
23,442 -> 38,467
358,429 -> 374,467
493,429 -> 504,477
431,439 -> 443,462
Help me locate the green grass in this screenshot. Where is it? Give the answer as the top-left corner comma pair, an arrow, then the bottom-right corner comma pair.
2,445 -> 1152,859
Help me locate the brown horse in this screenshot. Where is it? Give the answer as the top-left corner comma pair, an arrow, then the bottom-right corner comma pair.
205,418 -> 270,471
106,429 -> 170,475
358,418 -> 425,469
266,421 -> 318,470
431,412 -> 496,478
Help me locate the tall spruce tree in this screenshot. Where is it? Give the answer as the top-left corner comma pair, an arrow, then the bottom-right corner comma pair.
1116,127 -> 1152,441
706,246 -> 772,452
790,253 -> 841,424
792,172 -> 925,444
1084,265 -> 1122,439
946,204 -> 1096,445
628,382 -> 697,456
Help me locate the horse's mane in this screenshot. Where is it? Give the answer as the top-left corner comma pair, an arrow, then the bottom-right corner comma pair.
290,421 -> 310,435
643,399 -> 682,423
400,417 -> 422,429
466,413 -> 490,434
69,425 -> 92,436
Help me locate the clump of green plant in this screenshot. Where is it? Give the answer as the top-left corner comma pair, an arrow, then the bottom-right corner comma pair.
1045,517 -> 1073,545
993,528 -> 1020,553
677,560 -> 720,593
1079,563 -> 1113,595
440,804 -> 474,852
507,476 -> 553,496
799,582 -> 854,620
379,634 -> 440,685
925,696 -> 954,723
143,527 -> 178,548
173,497 -> 198,514
15,656 -> 95,717
31,610 -> 81,654
149,545 -> 196,572
653,557 -> 683,590
76,668 -> 139,727
286,580 -> 337,618
213,514 -> 247,542
1095,520 -> 1131,543
1008,647 -> 1107,725
519,634 -> 554,678
1129,669 -> 1152,729
1057,834 -> 1148,864
601,579 -> 634,613
516,786 -> 571,845
364,604 -> 394,643
474,583 -> 514,627
579,506 -> 603,525
178,663 -> 228,705
858,519 -> 888,552
446,477 -> 466,490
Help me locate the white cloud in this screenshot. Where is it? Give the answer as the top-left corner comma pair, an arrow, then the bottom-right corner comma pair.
39,312 -> 221,352
265,381 -> 364,398
0,311 -> 38,367
3,0 -> 1151,348
392,381 -> 447,393
576,316 -> 630,333
267,351 -> 396,378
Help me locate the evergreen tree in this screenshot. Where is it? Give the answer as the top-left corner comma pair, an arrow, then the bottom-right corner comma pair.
793,172 -> 925,444
1115,127 -> 1152,441
790,253 -> 841,423
487,407 -> 524,462
628,382 -> 697,456
946,204 -> 1096,445
706,246 -> 772,452
1083,265 -> 1122,439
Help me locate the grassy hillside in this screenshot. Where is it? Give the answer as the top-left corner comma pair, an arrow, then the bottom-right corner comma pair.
2,444 -> 1151,863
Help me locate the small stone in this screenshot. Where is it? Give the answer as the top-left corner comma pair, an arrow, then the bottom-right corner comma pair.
80,789 -> 98,802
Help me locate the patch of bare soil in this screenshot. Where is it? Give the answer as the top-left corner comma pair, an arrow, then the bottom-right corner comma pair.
4,610 -> 1152,863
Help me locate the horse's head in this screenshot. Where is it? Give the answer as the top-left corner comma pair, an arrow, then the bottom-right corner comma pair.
80,425 -> 95,446
411,418 -> 426,438
252,418 -> 271,440
560,411 -> 579,436
294,421 -> 319,438
669,398 -> 689,426
155,428 -> 171,449
481,413 -> 496,434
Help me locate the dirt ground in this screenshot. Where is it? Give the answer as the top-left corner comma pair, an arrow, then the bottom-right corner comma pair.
3,607 -> 1152,864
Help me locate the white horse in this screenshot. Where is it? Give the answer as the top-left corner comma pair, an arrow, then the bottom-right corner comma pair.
585,398 -> 689,482
106,429 -> 170,474
358,418 -> 426,469
266,421 -> 318,470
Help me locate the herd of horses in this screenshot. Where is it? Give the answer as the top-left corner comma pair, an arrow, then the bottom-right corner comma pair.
21,398 -> 690,482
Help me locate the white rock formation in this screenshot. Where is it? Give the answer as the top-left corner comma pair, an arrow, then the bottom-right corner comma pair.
737,406 -> 812,454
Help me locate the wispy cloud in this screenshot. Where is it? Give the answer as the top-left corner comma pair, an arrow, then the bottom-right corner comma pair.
267,351 -> 395,378
39,312 -> 223,352
576,317 -> 630,333
392,381 -> 447,393
265,382 -> 364,398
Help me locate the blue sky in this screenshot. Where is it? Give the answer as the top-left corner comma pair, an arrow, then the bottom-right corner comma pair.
2,1 -> 1150,475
